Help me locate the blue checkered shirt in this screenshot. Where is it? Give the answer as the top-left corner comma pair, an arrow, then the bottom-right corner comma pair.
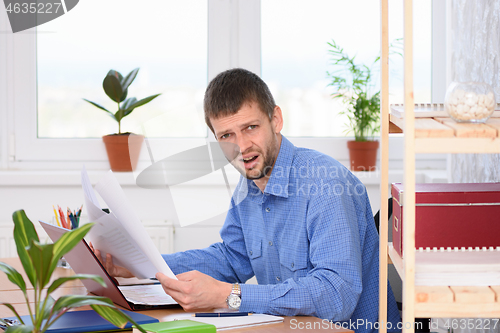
163,136 -> 400,333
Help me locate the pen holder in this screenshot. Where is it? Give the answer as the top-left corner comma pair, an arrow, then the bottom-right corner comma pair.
57,257 -> 71,269
50,216 -> 72,269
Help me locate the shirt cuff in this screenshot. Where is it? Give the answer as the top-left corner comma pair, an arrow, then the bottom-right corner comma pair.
239,283 -> 272,314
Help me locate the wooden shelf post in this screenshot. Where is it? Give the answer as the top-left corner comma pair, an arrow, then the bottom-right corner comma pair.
379,0 -> 390,332
402,0 -> 416,332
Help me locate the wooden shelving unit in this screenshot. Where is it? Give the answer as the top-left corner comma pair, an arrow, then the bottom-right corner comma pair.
379,1 -> 500,332
387,243 -> 500,319
390,114 -> 500,153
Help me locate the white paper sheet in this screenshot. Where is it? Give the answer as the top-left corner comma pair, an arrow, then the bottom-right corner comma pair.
118,284 -> 176,305
414,248 -> 500,286
82,168 -> 176,280
81,165 -> 101,208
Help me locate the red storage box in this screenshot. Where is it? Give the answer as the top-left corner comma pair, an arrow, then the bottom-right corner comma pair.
392,182 -> 500,257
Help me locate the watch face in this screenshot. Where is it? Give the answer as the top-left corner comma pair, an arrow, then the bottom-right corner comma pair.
228,295 -> 241,309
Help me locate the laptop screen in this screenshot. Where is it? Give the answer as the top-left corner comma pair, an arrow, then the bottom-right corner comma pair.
40,221 -> 178,310
40,221 -> 133,309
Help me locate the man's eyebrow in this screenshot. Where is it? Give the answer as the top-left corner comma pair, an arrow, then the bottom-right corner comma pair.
215,118 -> 261,138
239,119 -> 260,129
215,126 -> 230,136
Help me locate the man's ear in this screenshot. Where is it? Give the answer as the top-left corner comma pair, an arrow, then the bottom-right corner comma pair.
271,106 -> 283,134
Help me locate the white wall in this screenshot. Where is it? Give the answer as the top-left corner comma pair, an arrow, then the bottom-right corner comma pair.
0,168 -> 447,259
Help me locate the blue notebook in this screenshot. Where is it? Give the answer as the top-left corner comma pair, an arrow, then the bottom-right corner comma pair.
4,309 -> 159,332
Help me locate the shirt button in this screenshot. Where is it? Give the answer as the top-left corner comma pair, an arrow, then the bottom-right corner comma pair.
265,207 -> 270,212
268,241 -> 273,246
276,276 -> 281,281
291,263 -> 294,268
249,250 -> 253,255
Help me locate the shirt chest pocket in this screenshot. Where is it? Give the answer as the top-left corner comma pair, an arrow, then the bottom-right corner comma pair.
279,250 -> 308,274
248,240 -> 262,260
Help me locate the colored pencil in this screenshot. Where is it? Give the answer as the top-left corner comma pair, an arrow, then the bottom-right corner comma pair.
76,208 -> 81,228
69,211 -> 77,229
53,205 -> 61,227
58,206 -> 68,229
52,205 -> 83,230
67,208 -> 74,230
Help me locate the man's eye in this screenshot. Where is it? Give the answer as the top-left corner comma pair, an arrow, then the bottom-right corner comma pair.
247,125 -> 256,130
221,133 -> 231,139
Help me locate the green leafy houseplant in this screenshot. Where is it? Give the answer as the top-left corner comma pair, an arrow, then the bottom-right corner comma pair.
83,68 -> 160,135
0,210 -> 147,333
327,39 -> 402,171
83,68 -> 159,171
327,40 -> 381,141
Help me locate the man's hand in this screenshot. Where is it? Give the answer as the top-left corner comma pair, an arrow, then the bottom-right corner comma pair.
156,271 -> 232,311
89,242 -> 134,278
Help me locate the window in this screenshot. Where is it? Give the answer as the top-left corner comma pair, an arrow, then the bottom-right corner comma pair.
1,0 -> 441,168
5,0 -> 257,166
37,0 -> 207,138
261,0 -> 432,137
387,0 -> 432,104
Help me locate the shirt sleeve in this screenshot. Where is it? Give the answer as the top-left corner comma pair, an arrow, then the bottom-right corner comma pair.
162,198 -> 255,284
239,179 -> 365,322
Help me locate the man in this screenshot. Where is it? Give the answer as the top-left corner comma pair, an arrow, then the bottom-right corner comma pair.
99,68 -> 401,332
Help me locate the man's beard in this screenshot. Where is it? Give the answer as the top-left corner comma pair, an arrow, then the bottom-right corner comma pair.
243,138 -> 278,180
244,151 -> 275,180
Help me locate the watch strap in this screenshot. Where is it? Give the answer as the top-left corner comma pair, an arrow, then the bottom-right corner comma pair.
226,283 -> 241,310
231,283 -> 241,297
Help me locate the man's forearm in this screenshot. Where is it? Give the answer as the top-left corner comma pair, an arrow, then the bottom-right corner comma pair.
239,272 -> 361,321
162,242 -> 253,283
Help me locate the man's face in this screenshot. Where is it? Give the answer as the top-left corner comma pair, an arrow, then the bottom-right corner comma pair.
210,102 -> 283,180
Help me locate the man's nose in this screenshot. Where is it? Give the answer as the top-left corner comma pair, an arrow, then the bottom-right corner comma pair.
236,135 -> 252,154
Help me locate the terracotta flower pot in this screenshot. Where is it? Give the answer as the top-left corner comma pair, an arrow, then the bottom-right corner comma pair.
102,133 -> 144,172
347,140 -> 379,172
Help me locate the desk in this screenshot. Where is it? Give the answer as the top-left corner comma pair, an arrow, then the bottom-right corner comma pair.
0,258 -> 351,332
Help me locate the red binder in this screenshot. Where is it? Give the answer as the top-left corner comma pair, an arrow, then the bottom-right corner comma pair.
392,183 -> 500,257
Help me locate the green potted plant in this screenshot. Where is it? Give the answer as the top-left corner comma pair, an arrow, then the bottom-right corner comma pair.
327,40 -> 381,171
327,39 -> 402,171
0,210 -> 147,333
84,68 -> 160,172
327,39 -> 404,172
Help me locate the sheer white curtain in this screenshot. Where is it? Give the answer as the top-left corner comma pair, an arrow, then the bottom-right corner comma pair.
450,0 -> 500,183
448,3 -> 500,332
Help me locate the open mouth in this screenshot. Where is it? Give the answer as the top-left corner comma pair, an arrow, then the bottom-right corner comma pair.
242,155 -> 258,164
240,154 -> 259,169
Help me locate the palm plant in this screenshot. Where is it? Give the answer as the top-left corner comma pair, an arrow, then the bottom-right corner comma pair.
83,68 -> 160,134
327,39 -> 402,141
0,210 -> 146,333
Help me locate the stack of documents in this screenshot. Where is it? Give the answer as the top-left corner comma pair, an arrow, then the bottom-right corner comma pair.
415,247 -> 500,286
81,167 -> 176,280
390,103 -> 500,118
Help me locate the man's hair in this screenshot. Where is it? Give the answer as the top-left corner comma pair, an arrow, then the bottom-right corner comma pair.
204,68 -> 276,133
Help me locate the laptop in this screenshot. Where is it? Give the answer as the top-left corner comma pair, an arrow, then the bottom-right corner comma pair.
40,221 -> 179,310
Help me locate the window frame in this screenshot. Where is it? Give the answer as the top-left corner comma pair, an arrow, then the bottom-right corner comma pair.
0,0 -> 446,170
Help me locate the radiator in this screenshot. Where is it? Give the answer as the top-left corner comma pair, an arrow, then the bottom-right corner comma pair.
0,219 -> 175,258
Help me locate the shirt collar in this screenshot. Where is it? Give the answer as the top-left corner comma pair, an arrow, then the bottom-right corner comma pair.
238,135 -> 295,200
262,135 -> 294,198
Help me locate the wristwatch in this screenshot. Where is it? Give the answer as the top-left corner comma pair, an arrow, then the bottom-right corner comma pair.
226,283 -> 242,310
